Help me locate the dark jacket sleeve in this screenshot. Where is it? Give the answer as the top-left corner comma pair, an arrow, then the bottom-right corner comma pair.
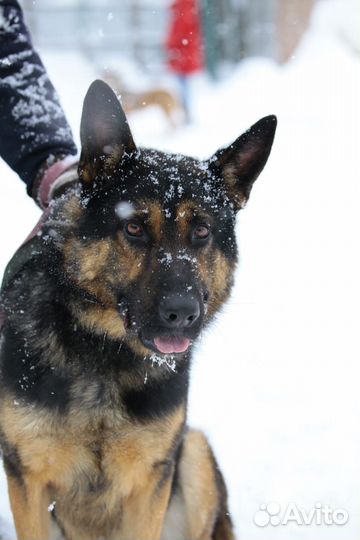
0,0 -> 77,194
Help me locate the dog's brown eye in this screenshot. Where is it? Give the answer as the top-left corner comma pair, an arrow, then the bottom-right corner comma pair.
125,222 -> 144,237
193,225 -> 210,240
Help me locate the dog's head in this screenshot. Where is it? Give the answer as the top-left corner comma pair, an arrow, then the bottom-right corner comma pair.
56,80 -> 276,358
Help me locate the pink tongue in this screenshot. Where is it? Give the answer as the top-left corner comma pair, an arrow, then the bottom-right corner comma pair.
154,336 -> 190,354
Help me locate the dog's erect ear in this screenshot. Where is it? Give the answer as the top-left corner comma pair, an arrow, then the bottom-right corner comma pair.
210,115 -> 277,210
79,79 -> 136,185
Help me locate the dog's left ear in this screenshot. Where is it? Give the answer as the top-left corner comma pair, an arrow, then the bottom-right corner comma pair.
79,79 -> 137,185
209,115 -> 277,209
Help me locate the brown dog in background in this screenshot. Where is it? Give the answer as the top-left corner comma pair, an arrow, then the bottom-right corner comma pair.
103,70 -> 183,128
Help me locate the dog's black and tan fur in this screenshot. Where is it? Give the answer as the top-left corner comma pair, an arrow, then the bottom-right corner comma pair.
0,80 -> 276,540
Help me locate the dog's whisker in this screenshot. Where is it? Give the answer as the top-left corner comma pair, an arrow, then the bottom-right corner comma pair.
102,331 -> 108,352
117,340 -> 124,354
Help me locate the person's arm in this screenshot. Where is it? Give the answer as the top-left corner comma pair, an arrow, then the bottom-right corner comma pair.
0,0 -> 77,205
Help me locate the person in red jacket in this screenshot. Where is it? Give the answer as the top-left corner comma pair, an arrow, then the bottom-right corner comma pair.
166,0 -> 204,122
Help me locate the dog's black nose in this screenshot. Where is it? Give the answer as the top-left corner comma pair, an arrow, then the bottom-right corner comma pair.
159,295 -> 200,329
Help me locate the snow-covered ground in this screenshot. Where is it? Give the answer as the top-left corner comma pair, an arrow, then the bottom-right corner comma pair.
1,1 -> 360,538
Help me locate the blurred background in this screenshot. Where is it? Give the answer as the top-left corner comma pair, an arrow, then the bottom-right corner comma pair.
19,0 -> 358,71
17,0 -> 360,127
1,1 -> 360,539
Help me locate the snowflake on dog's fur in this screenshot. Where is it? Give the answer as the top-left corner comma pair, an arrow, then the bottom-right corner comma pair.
115,201 -> 134,219
148,353 -> 177,372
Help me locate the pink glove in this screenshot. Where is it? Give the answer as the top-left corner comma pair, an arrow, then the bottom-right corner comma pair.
25,156 -> 78,243
35,155 -> 79,209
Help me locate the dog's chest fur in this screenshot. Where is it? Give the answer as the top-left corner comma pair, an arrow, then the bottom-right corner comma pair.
1,397 -> 185,537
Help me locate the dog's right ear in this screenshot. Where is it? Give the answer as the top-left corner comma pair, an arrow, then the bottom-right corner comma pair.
79,79 -> 136,185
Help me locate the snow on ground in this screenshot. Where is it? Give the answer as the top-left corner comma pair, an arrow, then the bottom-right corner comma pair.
1,0 -> 360,538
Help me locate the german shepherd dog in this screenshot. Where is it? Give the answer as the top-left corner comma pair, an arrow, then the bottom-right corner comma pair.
0,80 -> 276,540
